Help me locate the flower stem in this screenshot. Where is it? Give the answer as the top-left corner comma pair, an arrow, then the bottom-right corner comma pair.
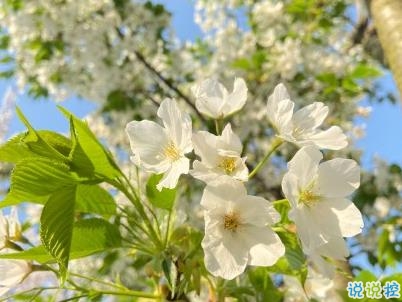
248,138 -> 283,179
272,199 -> 288,205
215,119 -> 222,135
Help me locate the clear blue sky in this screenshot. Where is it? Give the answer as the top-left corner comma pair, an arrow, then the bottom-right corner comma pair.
1,0 -> 401,170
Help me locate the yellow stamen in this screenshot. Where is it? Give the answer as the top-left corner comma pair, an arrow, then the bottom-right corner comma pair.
223,211 -> 241,232
218,157 -> 236,174
164,141 -> 180,161
299,190 -> 320,206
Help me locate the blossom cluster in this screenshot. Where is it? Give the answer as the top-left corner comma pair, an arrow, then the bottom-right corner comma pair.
126,78 -> 363,280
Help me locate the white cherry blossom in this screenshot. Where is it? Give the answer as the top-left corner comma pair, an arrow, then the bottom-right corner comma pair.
191,78 -> 248,119
191,123 -> 248,183
201,179 -> 284,280
267,83 -> 348,150
284,268 -> 342,302
281,146 -> 363,252
125,99 -> 193,190
0,208 -> 21,250
0,249 -> 31,297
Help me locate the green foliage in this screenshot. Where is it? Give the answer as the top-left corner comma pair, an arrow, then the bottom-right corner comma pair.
75,184 -> 116,217
248,268 -> 283,302
0,218 -> 121,263
146,174 -> 176,210
59,106 -> 121,180
0,106 -> 122,282
1,158 -> 76,207
40,186 -> 76,282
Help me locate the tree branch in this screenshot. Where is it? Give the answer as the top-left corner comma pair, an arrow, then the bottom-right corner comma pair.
133,50 -> 206,123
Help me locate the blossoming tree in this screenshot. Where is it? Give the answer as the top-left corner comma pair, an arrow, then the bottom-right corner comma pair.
0,0 -> 401,301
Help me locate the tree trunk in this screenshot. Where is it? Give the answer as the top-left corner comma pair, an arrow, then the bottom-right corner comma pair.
371,0 -> 402,98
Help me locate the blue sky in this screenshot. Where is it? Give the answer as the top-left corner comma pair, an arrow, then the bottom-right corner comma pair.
1,0 -> 401,170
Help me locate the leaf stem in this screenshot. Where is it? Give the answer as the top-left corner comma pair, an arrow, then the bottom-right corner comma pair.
248,138 -> 283,179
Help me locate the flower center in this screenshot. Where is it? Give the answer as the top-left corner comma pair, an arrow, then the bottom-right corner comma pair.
299,189 -> 320,206
218,157 -> 236,174
223,211 -> 241,232
163,141 -> 180,161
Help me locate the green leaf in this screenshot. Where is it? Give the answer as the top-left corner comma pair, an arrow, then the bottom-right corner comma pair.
0,131 -> 71,164
15,108 -> 69,161
69,218 -> 121,258
269,230 -> 307,284
0,218 -> 121,263
146,174 -> 176,210
350,65 -> 382,79
162,258 -> 178,297
1,158 -> 77,208
75,184 -> 116,217
58,106 -> 120,180
40,186 -> 76,283
248,268 -> 283,302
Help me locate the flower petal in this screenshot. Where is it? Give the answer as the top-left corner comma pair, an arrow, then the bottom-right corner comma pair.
305,126 -> 348,150
317,159 -> 360,198
267,83 -> 294,134
192,78 -> 227,118
289,207 -> 329,250
192,131 -> 220,166
238,196 -> 280,226
157,98 -> 192,152
292,102 -> 328,132
244,226 -> 285,266
287,146 -> 322,189
282,173 -> 300,208
328,198 -> 363,237
219,123 -> 242,154
201,178 -> 247,210
202,230 -> 248,280
222,77 -> 248,116
156,157 -> 189,190
125,120 -> 170,173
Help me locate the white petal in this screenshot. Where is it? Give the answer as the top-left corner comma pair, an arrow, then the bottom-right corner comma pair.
281,173 -> 300,208
0,286 -> 10,297
267,83 -> 294,134
244,226 -> 285,266
192,78 -> 227,118
202,231 -> 248,280
156,157 -> 189,191
201,179 -> 247,210
287,146 -> 322,189
157,98 -> 192,152
190,160 -> 219,183
192,131 -> 219,166
328,198 -> 363,237
231,157 -> 249,182
289,208 -> 329,250
317,159 -> 360,198
310,236 -> 350,259
306,126 -> 348,150
292,102 -> 328,132
219,123 -> 242,154
222,78 -> 248,116
235,196 -> 278,226
0,256 -> 30,287
125,120 -> 170,172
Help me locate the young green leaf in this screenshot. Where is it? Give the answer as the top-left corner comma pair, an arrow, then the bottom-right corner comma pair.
58,106 -> 121,180
75,184 -> 116,217
0,131 -> 71,164
1,158 -> 77,208
15,107 -> 69,161
146,174 -> 176,210
40,186 -> 77,283
0,218 -> 121,263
